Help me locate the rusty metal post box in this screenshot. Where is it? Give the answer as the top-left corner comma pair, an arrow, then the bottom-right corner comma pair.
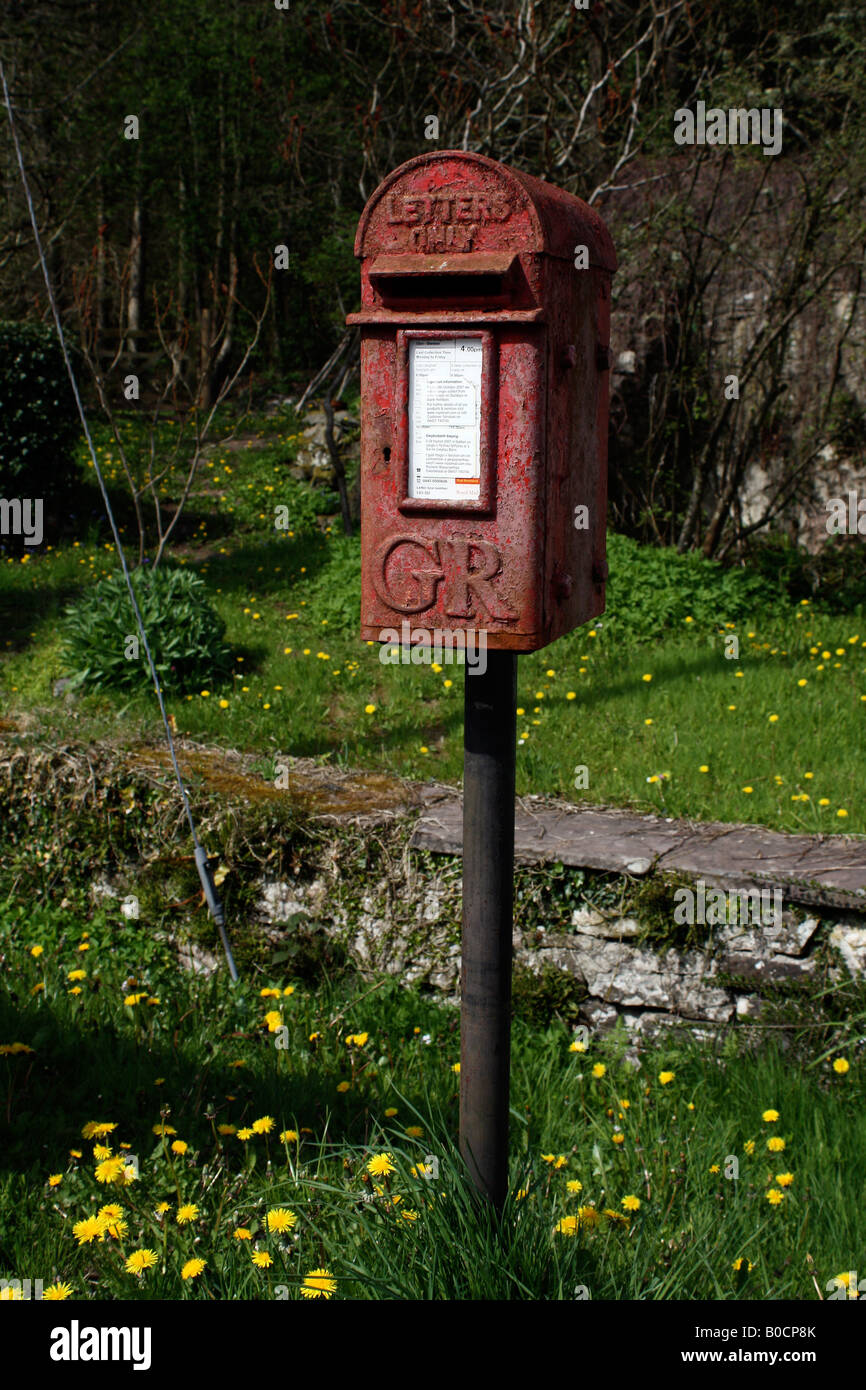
348,150 -> 616,652
348,151 -> 616,1210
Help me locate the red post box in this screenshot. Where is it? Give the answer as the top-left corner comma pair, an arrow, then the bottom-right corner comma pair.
348,152 -> 616,1210
348,150 -> 616,653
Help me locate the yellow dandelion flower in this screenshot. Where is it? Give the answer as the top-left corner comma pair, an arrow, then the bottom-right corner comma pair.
125,1249 -> 158,1276
266,1207 -> 297,1233
301,1268 -> 337,1299
181,1258 -> 206,1280
367,1152 -> 396,1177
73,1216 -> 104,1245
604,1209 -> 629,1226
94,1157 -> 126,1184
42,1281 -> 74,1300
100,1215 -> 128,1240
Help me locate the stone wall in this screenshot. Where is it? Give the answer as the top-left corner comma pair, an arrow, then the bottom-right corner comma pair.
237,864 -> 866,1038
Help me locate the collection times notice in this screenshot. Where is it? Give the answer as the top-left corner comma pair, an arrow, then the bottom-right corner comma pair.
408,338 -> 482,501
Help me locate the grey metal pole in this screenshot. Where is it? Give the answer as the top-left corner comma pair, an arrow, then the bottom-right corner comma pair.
459,649 -> 517,1210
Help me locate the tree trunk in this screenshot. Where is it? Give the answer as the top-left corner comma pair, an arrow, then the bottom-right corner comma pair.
177,166 -> 187,330
198,305 -> 212,410
324,398 -> 353,538
95,175 -> 105,362
127,190 -> 143,363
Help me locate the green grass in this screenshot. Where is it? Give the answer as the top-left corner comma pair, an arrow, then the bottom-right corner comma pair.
0,895 -> 862,1301
1,408 -> 864,831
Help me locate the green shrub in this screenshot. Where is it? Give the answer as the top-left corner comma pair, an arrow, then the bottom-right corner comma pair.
0,320 -> 81,498
602,532 -> 780,640
748,531 -> 866,613
268,912 -> 350,984
511,960 -> 586,1025
60,564 -> 233,694
304,533 -> 360,629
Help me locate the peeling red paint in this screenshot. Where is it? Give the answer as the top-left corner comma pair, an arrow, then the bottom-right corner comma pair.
348,151 -> 616,653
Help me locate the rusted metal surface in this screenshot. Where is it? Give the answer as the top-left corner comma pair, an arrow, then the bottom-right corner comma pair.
349,153 -> 617,1211
348,150 -> 616,654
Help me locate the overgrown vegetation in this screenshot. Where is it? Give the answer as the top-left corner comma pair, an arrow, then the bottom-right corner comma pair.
1,412 -> 863,833
60,565 -> 233,694
0,321 -> 80,503
0,894 -> 862,1301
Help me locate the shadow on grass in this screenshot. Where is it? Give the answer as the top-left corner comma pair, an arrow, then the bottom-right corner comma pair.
196,532 -> 338,594
0,986 -> 456,1187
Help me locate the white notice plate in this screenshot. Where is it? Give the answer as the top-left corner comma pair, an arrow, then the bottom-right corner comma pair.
408,338 -> 482,502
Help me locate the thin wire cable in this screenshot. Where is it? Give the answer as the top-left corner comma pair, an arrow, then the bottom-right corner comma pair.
1,59 -> 238,981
